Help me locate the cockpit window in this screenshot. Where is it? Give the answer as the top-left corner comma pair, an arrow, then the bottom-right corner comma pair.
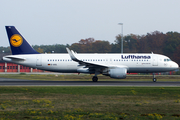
164,59 -> 171,62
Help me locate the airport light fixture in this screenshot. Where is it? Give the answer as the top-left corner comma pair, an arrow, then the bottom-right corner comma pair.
118,23 -> 123,53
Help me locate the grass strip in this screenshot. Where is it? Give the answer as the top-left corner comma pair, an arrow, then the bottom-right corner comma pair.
0,86 -> 180,119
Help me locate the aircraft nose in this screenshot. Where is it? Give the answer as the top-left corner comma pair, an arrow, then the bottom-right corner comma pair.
173,62 -> 179,69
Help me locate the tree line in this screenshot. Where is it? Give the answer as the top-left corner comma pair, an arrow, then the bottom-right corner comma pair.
1,31 -> 180,65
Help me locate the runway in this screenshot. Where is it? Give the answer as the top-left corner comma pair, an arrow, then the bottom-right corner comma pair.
0,78 -> 180,86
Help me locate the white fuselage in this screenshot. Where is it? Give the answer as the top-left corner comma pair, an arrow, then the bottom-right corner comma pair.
3,53 -> 179,74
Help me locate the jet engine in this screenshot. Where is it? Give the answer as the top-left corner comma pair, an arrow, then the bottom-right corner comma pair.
108,67 -> 127,79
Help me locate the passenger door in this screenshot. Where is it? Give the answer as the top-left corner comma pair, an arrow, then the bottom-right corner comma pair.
36,55 -> 42,66
153,57 -> 158,66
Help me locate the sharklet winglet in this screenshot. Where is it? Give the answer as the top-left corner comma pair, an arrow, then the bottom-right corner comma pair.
66,48 -> 79,62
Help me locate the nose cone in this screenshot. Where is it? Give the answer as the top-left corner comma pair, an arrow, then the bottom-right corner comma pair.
173,62 -> 179,70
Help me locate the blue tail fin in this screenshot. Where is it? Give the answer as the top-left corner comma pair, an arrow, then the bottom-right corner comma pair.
5,26 -> 39,55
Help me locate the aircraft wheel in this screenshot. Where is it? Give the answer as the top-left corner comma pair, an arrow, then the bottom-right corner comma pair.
153,78 -> 156,82
92,76 -> 98,82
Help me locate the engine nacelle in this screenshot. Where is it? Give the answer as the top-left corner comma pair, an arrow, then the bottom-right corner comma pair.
108,67 -> 127,79
77,68 -> 89,73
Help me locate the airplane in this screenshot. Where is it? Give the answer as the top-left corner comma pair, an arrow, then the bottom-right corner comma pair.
2,26 -> 179,82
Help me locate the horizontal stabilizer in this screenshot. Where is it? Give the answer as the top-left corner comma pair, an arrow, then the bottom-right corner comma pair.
3,56 -> 26,61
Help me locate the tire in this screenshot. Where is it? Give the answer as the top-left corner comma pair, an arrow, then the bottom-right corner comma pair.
92,76 -> 98,82
153,78 -> 156,82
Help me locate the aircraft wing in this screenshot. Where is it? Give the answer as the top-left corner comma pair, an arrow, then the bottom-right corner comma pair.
66,48 -> 108,69
66,48 -> 127,69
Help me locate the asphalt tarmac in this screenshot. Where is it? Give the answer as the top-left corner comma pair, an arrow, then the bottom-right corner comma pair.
0,78 -> 180,86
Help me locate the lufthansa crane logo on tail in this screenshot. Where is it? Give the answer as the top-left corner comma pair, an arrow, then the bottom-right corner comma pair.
10,34 -> 23,47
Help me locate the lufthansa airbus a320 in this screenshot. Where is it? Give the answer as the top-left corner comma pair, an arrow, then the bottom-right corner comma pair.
2,26 -> 179,82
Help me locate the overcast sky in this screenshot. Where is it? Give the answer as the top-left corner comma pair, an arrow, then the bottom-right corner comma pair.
0,0 -> 180,47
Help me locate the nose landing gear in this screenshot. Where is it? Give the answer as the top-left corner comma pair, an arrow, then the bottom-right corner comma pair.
153,73 -> 156,82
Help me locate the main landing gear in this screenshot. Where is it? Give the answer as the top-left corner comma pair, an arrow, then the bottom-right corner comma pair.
92,76 -> 98,82
153,73 -> 156,82
92,72 -> 99,82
